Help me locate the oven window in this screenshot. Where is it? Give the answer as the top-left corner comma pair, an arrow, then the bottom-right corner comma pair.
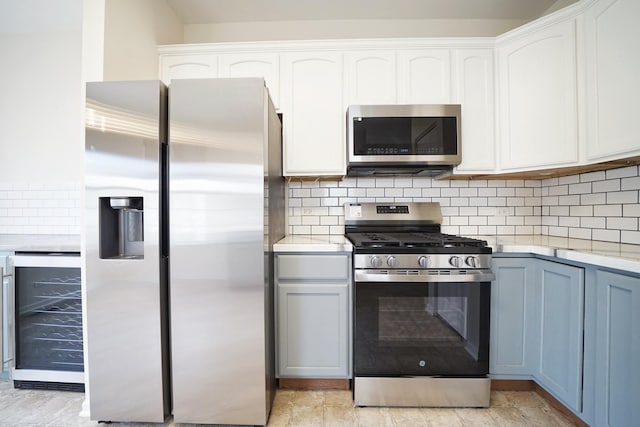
354,281 -> 490,377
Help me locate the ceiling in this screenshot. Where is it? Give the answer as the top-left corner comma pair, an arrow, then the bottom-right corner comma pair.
166,0 -> 571,24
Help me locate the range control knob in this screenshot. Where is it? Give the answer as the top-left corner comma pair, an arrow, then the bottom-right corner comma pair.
449,256 -> 462,268
370,256 -> 383,268
417,256 -> 430,268
387,256 -> 398,268
465,256 -> 479,268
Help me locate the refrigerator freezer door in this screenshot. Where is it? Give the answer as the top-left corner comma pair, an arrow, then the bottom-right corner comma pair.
169,78 -> 273,425
84,81 -> 169,422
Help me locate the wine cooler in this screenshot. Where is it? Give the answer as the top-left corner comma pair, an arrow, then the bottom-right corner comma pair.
11,253 -> 84,391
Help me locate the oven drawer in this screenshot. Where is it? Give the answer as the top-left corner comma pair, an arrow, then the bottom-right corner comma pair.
276,254 -> 350,281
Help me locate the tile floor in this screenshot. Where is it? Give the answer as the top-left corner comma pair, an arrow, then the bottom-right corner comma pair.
0,380 -> 576,426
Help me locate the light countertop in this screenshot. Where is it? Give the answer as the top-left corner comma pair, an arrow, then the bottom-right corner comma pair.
483,235 -> 640,275
274,234 -> 640,275
274,235 -> 353,253
0,234 -> 81,253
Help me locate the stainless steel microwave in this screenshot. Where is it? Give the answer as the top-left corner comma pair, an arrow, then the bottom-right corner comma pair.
346,104 -> 461,177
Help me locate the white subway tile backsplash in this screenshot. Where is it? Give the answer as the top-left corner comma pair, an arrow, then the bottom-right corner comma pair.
394,178 -> 413,187
284,166 -> 640,242
607,191 -> 638,204
0,181 -> 81,235
4,166 -> 638,244
593,179 -> 620,193
548,185 -> 569,196
569,183 -> 591,194
569,206 -> 593,217
593,229 -> 620,242
366,188 -> 384,197
607,217 -> 638,230
403,188 -> 422,197
581,217 -> 606,229
346,188 -> 365,197
580,171 -> 606,182
606,165 -> 637,179
559,175 -> 580,185
310,188 -> 329,197
594,204 -> 622,217
581,193 -> 606,205
549,226 -> 569,237
621,230 -> 640,244
624,204 -> 640,217
621,176 -> 640,191
569,228 -> 591,239
385,188 -> 403,197
496,187 -> 515,197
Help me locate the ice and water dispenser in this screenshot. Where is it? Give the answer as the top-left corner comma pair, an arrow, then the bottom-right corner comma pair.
99,197 -> 144,259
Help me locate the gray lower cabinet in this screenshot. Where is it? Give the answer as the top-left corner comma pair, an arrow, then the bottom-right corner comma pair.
535,260 -> 584,414
594,270 -> 640,427
490,256 -> 585,420
275,253 -> 351,378
490,257 -> 539,376
492,255 -> 640,426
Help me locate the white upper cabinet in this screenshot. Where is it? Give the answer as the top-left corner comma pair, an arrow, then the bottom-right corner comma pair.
158,1 -> 640,178
397,50 -> 452,104
218,53 -> 280,109
584,0 -> 640,161
280,52 -> 345,176
496,19 -> 579,171
344,51 -> 397,106
159,54 -> 217,84
453,49 -> 496,173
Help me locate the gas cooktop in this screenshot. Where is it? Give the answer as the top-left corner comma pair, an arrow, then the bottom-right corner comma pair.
346,232 -> 489,249
344,202 -> 491,255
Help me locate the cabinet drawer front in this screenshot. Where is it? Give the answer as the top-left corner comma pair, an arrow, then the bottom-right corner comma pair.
277,255 -> 350,281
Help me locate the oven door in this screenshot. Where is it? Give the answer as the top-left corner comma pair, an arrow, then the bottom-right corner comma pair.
354,278 -> 490,378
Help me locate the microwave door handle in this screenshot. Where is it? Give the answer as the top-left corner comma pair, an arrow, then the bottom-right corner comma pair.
413,121 -> 438,145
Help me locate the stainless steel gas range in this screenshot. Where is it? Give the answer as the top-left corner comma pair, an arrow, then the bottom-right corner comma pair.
345,202 -> 494,408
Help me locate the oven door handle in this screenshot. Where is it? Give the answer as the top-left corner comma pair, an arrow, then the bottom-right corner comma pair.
355,269 -> 495,283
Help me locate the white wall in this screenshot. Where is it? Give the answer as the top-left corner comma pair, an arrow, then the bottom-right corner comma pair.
103,0 -> 183,80
183,18 -> 528,43
0,31 -> 83,183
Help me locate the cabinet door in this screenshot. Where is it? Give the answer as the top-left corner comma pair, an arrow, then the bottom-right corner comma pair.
490,258 -> 539,376
584,0 -> 640,161
159,54 -> 218,84
595,270 -> 640,427
280,52 -> 345,176
452,49 -> 496,173
497,19 -> 578,170
344,51 -> 396,105
536,261 -> 584,413
218,53 -> 280,109
277,283 -> 349,378
397,49 -> 452,104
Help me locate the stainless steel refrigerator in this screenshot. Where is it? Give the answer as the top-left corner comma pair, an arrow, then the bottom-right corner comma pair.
84,78 -> 284,425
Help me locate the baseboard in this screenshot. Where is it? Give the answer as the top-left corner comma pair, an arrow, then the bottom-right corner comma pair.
492,379 -> 588,427
491,379 -> 535,391
278,378 -> 350,390
278,378 -> 588,426
532,382 -> 589,427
